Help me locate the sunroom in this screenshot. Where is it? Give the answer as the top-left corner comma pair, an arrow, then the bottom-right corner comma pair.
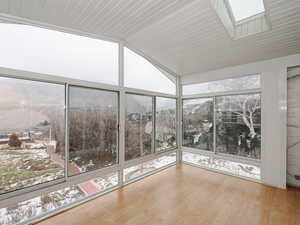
0,1 -> 300,225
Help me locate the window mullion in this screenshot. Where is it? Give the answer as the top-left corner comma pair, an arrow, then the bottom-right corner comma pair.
213,96 -> 217,155
152,96 -> 156,154
65,83 -> 70,180
118,43 -> 125,186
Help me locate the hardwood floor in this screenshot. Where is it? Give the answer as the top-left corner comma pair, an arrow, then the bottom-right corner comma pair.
35,164 -> 300,225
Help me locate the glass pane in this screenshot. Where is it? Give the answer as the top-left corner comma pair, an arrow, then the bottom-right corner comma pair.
69,86 -> 118,176
183,75 -> 260,95
125,94 -> 153,161
0,23 -> 118,85
182,152 -> 260,180
155,97 -> 177,152
124,152 -> 176,182
182,98 -> 214,151
124,47 -> 176,95
0,172 -> 118,225
216,94 -> 261,160
0,77 -> 65,194
228,0 -> 265,22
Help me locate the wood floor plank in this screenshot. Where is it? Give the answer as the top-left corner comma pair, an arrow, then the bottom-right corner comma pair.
35,164 -> 300,225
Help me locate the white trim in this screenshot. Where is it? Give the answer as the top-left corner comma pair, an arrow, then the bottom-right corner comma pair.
182,88 -> 261,99
123,86 -> 177,98
223,0 -> 236,25
118,44 -> 125,87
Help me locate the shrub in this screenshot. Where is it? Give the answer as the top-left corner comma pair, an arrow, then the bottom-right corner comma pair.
8,133 -> 22,148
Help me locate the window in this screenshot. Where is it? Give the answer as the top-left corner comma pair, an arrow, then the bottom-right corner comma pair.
0,76 -> 65,194
182,152 -> 260,180
0,172 -> 118,225
0,23 -> 118,85
124,152 -> 176,182
183,98 -> 214,151
216,94 -> 261,160
69,86 -> 118,176
183,74 -> 260,96
155,97 -> 177,152
124,47 -> 176,95
125,94 -> 153,161
182,75 -> 261,179
227,0 -> 265,22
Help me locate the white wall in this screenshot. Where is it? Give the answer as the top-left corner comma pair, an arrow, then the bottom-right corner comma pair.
182,53 -> 300,189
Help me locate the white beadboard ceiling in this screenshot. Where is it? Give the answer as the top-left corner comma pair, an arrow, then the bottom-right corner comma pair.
0,0 -> 300,76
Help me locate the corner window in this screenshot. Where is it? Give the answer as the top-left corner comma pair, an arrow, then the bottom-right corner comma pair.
182,75 -> 262,179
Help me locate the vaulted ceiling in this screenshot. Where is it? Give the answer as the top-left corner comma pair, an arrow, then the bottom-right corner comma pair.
0,0 -> 300,75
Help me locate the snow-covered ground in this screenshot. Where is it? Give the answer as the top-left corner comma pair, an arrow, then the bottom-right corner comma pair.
0,148 -> 63,194
91,172 -> 118,191
0,149 -> 49,160
0,173 -> 118,225
182,152 -> 260,180
124,152 -> 176,181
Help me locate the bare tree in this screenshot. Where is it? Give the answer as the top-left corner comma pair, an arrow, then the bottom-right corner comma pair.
232,95 -> 260,138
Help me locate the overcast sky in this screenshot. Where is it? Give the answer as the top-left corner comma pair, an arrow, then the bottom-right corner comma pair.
0,23 -> 175,95
228,0 -> 265,21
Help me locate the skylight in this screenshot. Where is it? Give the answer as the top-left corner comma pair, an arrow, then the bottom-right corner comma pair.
228,0 -> 265,22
